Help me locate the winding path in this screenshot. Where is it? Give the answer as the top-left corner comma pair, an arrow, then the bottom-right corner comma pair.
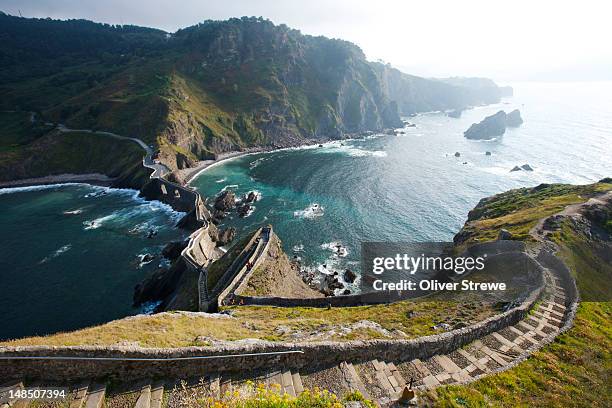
1,197 -> 595,407
56,124 -> 171,178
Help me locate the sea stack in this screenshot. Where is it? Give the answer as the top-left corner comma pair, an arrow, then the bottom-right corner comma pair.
464,111 -> 507,140
506,109 -> 524,127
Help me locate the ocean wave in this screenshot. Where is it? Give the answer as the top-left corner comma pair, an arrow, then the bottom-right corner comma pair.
39,244 -> 72,264
315,143 -> 387,158
249,157 -> 268,169
294,203 -> 324,219
215,178 -> 227,183
139,300 -> 162,315
83,213 -> 118,230
137,253 -> 155,268
0,183 -> 89,195
221,184 -> 239,192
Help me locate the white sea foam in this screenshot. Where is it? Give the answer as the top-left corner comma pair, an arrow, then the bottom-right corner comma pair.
140,300 -> 162,315
221,184 -> 239,192
321,241 -> 349,257
39,244 -> 72,264
0,183 -> 89,195
215,178 -> 227,183
294,203 -> 324,219
249,157 -> 268,169
137,253 -> 155,268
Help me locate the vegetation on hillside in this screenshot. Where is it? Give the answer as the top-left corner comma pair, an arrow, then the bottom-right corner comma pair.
426,181 -> 611,408
455,181 -> 612,246
1,298 -> 496,347
0,13 -> 505,182
0,112 -> 148,187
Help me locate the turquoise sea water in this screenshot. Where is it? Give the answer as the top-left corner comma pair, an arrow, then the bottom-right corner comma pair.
1,82 -> 610,340
190,82 -> 612,290
0,184 -> 185,340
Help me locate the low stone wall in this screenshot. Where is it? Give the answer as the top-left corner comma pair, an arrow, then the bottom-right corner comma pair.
199,227 -> 270,311
0,262 -> 544,382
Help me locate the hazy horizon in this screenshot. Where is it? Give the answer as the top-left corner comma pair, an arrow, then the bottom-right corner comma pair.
1,0 -> 611,82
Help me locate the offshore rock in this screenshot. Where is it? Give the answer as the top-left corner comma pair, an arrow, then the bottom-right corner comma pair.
506,109 -> 524,127
464,110 -> 507,140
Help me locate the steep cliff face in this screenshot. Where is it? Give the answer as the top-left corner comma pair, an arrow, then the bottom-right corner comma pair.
372,64 -> 504,115
0,14 -> 504,180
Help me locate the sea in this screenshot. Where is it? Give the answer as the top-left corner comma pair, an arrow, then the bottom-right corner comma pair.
1,82 -> 610,340
189,82 -> 612,290
0,184 -> 185,340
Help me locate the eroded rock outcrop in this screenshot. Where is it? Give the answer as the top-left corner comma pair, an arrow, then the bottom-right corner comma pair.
464,109 -> 523,140
464,111 -> 507,140
506,109 -> 524,127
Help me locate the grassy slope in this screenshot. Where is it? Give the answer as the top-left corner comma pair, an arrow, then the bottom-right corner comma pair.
426,181 -> 612,407
457,182 -> 612,245
0,116 -> 148,185
1,298 -> 495,347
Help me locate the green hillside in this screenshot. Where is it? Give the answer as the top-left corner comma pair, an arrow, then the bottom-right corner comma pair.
0,13 -> 505,183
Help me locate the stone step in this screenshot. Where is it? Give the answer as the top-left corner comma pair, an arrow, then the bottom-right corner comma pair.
134,382 -> 151,408
281,370 -> 295,397
149,381 -> 164,408
84,383 -> 105,408
209,373 -> 221,399
387,362 -> 407,391
371,360 -> 397,396
291,372 -> 304,395
457,349 -> 488,373
491,332 -> 524,353
69,381 -> 90,408
339,362 -> 371,400
532,310 -> 563,325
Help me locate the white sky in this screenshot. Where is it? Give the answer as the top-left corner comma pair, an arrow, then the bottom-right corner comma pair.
2,0 -> 611,81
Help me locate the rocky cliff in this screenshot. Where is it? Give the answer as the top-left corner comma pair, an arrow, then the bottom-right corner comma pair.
0,14 -> 506,181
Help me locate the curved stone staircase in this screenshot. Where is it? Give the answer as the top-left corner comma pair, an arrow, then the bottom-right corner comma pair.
0,251 -> 574,408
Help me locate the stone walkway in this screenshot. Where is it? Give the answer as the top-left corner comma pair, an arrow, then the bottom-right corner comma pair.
0,257 -> 571,408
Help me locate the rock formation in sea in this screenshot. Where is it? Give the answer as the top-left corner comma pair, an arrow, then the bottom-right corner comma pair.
464,109 -> 523,140
464,111 -> 507,140
506,109 -> 524,127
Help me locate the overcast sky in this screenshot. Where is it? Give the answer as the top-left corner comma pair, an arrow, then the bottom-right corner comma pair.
2,0 -> 611,81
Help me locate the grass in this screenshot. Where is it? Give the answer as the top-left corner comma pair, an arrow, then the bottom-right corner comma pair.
424,183 -> 612,407
0,111 -> 54,152
206,233 -> 254,289
457,182 -> 611,246
166,381 -> 373,408
1,299 -> 496,347
424,302 -> 611,408
0,130 -> 147,184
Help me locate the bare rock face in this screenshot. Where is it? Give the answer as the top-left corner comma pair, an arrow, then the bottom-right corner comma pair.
162,240 -> 189,259
214,190 -> 236,212
214,227 -> 236,246
344,269 -> 357,283
464,110 -> 507,140
506,109 -> 524,127
497,229 -> 513,240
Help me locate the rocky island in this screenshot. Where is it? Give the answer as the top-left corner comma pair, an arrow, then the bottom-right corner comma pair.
464,109 -> 523,140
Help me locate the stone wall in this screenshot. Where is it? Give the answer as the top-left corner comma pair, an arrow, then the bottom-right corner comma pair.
199,227 -> 270,311
0,265 -> 544,382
